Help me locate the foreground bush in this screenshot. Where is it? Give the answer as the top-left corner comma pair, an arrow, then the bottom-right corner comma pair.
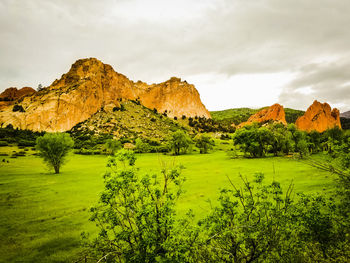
84,151 -> 199,262
84,153 -> 350,262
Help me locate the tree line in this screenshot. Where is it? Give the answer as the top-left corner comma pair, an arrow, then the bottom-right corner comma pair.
233,122 -> 348,159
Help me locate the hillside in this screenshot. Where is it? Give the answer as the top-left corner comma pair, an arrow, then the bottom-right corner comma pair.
70,100 -> 187,145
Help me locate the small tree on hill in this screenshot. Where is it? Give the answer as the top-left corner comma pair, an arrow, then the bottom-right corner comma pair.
36,133 -> 74,174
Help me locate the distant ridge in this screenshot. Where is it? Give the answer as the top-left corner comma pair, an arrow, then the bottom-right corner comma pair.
340,110 -> 350,119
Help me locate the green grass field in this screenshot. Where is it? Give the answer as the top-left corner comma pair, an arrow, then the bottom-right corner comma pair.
0,150 -> 336,262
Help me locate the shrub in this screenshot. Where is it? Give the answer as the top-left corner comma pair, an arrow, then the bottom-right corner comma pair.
84,152 -> 198,262
12,104 -> 25,112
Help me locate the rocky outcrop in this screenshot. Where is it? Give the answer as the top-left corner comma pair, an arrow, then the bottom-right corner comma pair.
237,103 -> 287,128
0,58 -> 210,131
0,87 -> 36,109
295,100 -> 341,132
135,77 -> 209,119
0,87 -> 36,101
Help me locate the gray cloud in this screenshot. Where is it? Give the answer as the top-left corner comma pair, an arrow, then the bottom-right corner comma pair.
279,58 -> 350,110
0,0 -> 349,111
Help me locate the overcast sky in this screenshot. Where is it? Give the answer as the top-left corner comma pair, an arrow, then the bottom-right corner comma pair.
1,0 -> 349,112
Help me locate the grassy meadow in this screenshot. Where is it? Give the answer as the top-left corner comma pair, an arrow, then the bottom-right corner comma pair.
0,148 -> 336,262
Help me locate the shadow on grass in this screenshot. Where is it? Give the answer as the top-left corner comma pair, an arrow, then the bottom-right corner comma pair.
31,236 -> 81,262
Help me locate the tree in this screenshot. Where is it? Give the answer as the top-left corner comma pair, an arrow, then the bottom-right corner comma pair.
104,139 -> 122,155
85,151 -> 199,262
323,127 -> 344,154
36,133 -> 74,174
308,130 -> 322,153
135,138 -> 150,153
268,123 -> 293,156
288,124 -> 308,157
233,123 -> 273,157
169,130 -> 192,155
195,134 -> 215,154
37,84 -> 43,91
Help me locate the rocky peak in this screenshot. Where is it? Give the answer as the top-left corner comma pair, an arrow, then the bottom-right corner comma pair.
237,103 -> 287,128
0,58 -> 210,132
295,100 -> 341,132
0,87 -> 36,110
0,87 -> 36,101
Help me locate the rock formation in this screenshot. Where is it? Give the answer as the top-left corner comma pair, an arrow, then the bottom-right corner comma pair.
237,103 -> 287,128
0,87 -> 36,109
0,58 -> 210,131
295,100 -> 341,132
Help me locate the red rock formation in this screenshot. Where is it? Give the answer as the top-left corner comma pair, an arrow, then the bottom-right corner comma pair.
0,86 -> 36,100
296,100 -> 341,132
237,103 -> 287,128
0,58 -> 210,131
0,87 -> 36,109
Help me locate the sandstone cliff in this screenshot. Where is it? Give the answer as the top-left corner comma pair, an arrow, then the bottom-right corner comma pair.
0,58 -> 210,131
237,103 -> 287,128
295,100 -> 341,132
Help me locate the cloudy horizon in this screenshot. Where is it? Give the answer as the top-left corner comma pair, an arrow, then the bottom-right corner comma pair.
1,0 -> 349,112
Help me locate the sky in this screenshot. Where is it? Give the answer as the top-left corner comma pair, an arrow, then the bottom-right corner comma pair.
0,0 -> 349,112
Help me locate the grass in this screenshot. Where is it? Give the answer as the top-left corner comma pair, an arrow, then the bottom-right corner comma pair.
0,149 -> 336,262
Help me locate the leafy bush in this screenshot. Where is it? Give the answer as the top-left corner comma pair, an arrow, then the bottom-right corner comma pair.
84,151 -> 200,262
